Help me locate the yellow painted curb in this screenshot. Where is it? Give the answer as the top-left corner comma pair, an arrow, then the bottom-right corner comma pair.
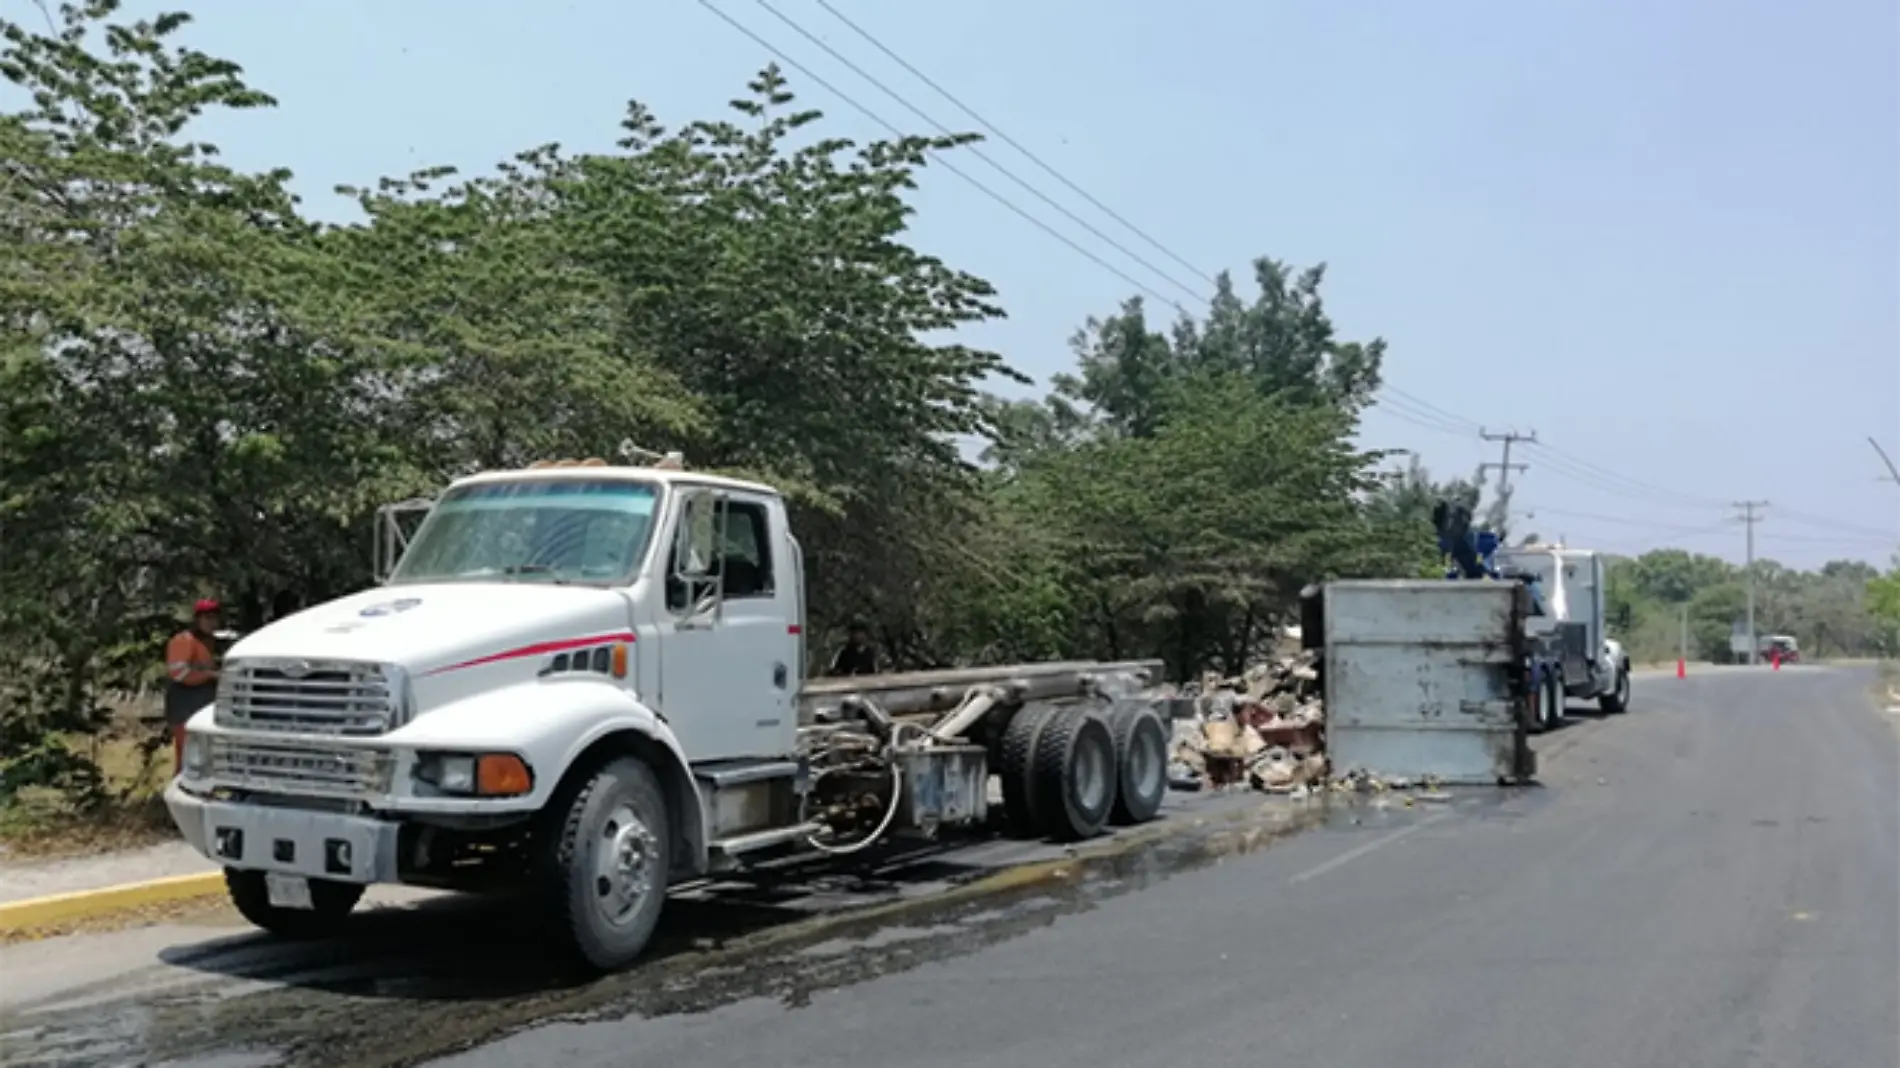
0,870 -> 225,934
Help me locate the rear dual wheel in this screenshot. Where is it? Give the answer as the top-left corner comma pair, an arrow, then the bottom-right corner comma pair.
1106,701 -> 1168,826
1001,702 -> 1168,842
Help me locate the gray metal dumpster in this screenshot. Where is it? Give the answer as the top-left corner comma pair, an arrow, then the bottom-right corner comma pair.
1320,580 -> 1535,785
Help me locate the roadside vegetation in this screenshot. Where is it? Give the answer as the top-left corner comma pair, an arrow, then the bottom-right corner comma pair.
1609,553 -> 1899,666
3,4 -> 1894,848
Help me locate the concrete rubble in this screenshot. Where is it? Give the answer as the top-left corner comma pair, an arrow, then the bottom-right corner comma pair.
1163,646 -> 1446,800
1167,648 -> 1328,795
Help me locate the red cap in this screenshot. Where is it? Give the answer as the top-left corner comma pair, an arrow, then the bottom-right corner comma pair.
193,598 -> 221,616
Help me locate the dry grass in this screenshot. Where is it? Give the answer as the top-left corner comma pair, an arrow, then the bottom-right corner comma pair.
0,708 -> 183,859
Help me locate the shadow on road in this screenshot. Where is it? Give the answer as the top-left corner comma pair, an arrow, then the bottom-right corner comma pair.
1549,704 -> 1609,731
151,842 -> 1008,1002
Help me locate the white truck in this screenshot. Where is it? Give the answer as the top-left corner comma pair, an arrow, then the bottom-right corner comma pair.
166,457 -> 1175,971
1494,543 -> 1631,719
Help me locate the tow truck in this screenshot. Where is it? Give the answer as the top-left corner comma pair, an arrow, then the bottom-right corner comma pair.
1431,502 -> 1570,731
1493,540 -> 1632,717
167,453 -> 1175,972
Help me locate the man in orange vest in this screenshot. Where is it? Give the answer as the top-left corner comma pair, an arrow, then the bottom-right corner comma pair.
164,599 -> 222,772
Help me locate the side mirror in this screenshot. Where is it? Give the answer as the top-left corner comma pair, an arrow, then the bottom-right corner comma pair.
374,498 -> 435,583
668,493 -> 725,619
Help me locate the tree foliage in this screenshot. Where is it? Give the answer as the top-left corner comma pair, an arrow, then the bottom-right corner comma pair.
0,5 -> 1885,810
1605,550 -> 1894,662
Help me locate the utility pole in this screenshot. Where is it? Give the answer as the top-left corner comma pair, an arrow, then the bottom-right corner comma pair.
1479,428 -> 1536,526
1733,500 -> 1769,665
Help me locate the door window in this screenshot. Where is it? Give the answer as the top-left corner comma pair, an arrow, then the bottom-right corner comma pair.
718,501 -> 774,599
667,491 -> 724,614
664,493 -> 777,611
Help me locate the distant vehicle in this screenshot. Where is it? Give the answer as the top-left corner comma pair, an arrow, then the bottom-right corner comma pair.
1759,635 -> 1800,663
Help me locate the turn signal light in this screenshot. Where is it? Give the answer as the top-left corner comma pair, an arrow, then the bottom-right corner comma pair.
476,753 -> 534,796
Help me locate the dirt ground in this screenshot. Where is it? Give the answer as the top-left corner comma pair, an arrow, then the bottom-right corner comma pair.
0,708 -> 179,860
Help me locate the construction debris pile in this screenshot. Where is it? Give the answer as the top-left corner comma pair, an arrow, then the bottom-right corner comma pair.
1167,648 -> 1330,796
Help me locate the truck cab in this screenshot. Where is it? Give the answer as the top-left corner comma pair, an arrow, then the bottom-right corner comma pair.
1495,544 -> 1631,716
165,463 -> 808,958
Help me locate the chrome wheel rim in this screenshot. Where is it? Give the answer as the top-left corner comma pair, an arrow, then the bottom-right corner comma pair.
593,802 -> 657,927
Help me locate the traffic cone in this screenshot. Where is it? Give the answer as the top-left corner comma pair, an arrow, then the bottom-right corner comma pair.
1676,657 -> 1686,680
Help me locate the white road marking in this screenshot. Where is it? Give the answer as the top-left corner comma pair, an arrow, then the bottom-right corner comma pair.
1288,811 -> 1454,885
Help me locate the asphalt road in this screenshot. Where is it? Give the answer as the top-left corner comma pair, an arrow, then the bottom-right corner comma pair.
2,665 -> 1894,1068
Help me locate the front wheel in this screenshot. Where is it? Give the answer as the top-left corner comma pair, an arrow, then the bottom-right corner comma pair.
543,755 -> 672,973
1526,668 -> 1548,733
1600,666 -> 1630,715
225,869 -> 363,940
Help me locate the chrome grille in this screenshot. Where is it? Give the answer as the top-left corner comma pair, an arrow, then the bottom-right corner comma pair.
209,737 -> 393,799
219,659 -> 399,736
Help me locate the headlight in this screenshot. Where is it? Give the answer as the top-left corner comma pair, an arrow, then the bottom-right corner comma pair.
412,751 -> 534,797
182,731 -> 213,777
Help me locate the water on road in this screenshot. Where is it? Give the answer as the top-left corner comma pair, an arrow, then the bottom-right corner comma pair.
1,665 -> 1892,1068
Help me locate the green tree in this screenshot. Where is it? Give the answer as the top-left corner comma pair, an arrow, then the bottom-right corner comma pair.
543,71 -> 1020,656
1362,456 -> 1485,578
1,2 -> 381,801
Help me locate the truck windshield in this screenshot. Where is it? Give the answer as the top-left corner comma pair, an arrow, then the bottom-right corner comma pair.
388,478 -> 660,586
1500,551 -> 1556,588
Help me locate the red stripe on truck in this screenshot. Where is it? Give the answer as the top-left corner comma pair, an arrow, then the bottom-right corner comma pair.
426,631 -> 637,676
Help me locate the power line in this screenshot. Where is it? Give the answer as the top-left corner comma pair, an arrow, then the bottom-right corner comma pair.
1373,400 -> 1730,511
1518,505 -> 1730,532
693,0 -> 1186,309
807,0 -> 1217,288
707,3 -> 1885,546
1371,388 -> 1728,511
736,4 -> 1746,524
748,0 -> 1209,305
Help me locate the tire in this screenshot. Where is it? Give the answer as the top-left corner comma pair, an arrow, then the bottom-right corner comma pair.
542,755 -> 672,973
1000,704 -> 1063,838
1107,701 -> 1168,826
1525,668 -> 1547,734
1031,706 -> 1118,842
1546,670 -> 1565,727
1600,665 -> 1630,715
224,869 -> 363,940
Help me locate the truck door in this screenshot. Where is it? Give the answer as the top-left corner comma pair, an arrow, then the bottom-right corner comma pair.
1564,555 -> 1601,654
659,489 -> 798,762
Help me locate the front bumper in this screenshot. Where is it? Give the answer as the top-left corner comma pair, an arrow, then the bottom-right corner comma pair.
165,781 -> 401,885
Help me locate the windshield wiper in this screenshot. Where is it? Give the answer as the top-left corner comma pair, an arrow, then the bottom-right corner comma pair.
501,564 -> 570,584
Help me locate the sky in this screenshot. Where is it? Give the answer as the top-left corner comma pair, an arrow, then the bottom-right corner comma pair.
10,0 -> 1897,567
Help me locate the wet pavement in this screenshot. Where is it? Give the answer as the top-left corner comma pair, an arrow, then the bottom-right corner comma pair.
5,666 -> 1892,1068
0,784 -> 1337,1068
431,667 -> 1895,1068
